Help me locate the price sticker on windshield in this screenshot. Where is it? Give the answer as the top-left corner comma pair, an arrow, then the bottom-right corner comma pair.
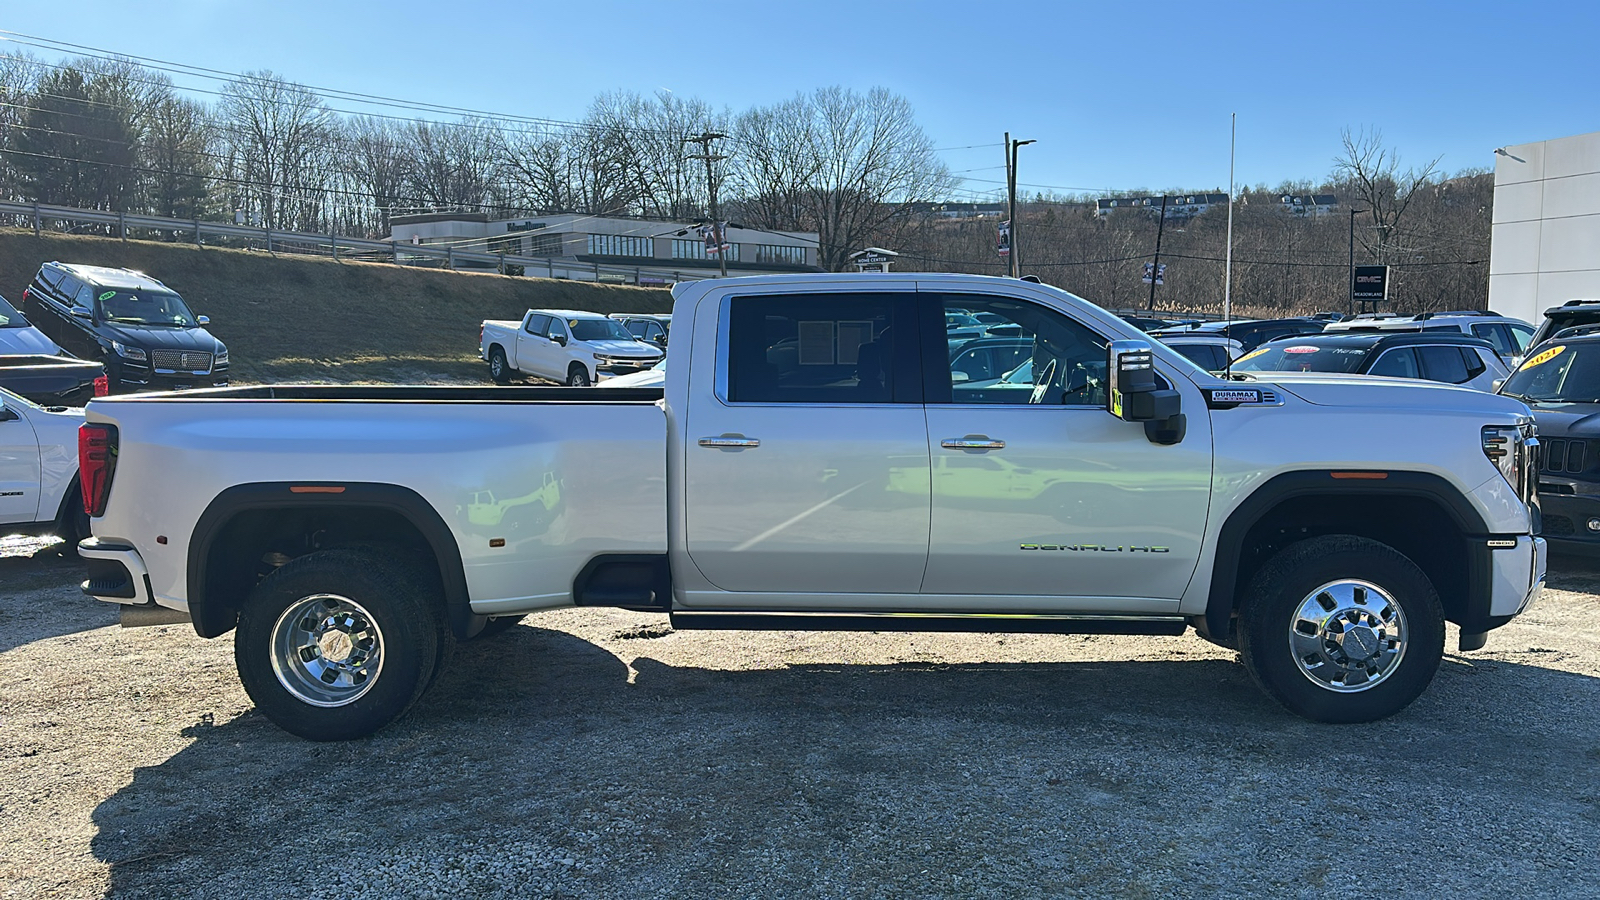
1235,347 -> 1268,364
98,291 -> 116,301
1282,345 -> 1320,354
1519,345 -> 1566,371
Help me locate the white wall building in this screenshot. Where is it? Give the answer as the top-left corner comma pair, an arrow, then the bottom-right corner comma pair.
389,213 -> 820,284
1489,130 -> 1600,325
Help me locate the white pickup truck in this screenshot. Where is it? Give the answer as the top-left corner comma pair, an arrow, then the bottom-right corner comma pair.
1,385 -> 85,542
80,274 -> 1545,741
481,308 -> 664,386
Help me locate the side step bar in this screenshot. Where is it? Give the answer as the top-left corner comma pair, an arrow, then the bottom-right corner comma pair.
669,611 -> 1189,636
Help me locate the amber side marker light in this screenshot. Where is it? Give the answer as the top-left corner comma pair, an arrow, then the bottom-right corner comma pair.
290,486 -> 346,494
1330,471 -> 1389,480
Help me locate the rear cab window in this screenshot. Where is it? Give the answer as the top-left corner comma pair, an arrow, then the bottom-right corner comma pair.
726,293 -> 916,404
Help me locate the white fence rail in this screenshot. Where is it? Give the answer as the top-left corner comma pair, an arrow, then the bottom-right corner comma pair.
0,200 -> 707,286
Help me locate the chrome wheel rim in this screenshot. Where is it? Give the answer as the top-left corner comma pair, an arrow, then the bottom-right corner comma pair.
490,355 -> 504,377
1289,579 -> 1407,693
270,594 -> 385,707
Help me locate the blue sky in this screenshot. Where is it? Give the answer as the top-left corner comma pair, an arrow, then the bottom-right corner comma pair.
5,0 -> 1597,200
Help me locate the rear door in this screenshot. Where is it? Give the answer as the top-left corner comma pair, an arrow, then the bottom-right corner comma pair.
681,289 -> 930,599
919,289 -> 1212,605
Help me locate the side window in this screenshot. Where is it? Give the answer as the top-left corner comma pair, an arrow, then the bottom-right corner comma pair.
624,320 -> 648,338
1417,345 -> 1472,384
1422,324 -> 1458,333
547,317 -> 569,342
35,267 -> 62,290
1368,348 -> 1419,378
1465,348 -> 1491,379
74,284 -> 97,311
931,294 -> 1108,406
524,314 -> 550,335
53,275 -> 79,304
726,293 -> 909,404
1509,323 -> 1535,353
644,322 -> 664,342
1473,323 -> 1516,356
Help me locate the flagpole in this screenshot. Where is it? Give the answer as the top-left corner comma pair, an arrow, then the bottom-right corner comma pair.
1225,113 -> 1236,323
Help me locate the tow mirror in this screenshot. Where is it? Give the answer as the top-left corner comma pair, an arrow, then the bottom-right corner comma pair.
1107,339 -> 1185,445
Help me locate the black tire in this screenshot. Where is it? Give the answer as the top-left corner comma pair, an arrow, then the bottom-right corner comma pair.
488,346 -> 512,384
472,614 -> 526,640
567,364 -> 592,387
1238,535 -> 1445,724
235,547 -> 446,741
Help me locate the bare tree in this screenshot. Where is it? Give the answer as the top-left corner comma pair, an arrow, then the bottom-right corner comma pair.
1333,127 -> 1441,265
591,90 -> 722,220
218,70 -> 333,230
405,117 -> 503,214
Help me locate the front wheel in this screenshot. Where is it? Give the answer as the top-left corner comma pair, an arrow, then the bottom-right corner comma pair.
567,364 -> 592,387
235,547 -> 446,741
1238,535 -> 1444,723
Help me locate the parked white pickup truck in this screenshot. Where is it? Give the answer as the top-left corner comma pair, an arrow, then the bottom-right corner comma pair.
81,274 -> 1545,740
1,385 -> 85,542
481,309 -> 664,386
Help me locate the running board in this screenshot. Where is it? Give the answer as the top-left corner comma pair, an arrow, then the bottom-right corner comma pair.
669,611 -> 1189,636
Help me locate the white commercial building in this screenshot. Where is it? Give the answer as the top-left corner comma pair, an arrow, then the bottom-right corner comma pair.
389,212 -> 820,285
1489,130 -> 1600,325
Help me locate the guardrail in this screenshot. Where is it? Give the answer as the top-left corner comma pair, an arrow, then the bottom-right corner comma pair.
0,200 -> 709,286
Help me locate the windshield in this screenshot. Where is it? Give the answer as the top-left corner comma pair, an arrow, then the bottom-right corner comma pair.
98,289 -> 197,327
1232,342 -> 1369,374
569,317 -> 636,342
0,293 -> 26,328
1500,343 -> 1600,403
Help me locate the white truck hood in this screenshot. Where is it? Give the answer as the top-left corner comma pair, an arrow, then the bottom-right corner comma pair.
0,325 -> 62,355
1230,372 -> 1531,417
588,339 -> 660,358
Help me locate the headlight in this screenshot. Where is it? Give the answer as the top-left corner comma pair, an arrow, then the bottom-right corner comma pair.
110,340 -> 146,362
1483,419 -> 1539,506
215,347 -> 229,364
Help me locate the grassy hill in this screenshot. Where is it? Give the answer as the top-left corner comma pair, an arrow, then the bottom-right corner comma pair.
0,229 -> 672,383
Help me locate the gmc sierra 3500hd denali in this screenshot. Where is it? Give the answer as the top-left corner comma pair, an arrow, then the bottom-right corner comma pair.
78,274 -> 1545,741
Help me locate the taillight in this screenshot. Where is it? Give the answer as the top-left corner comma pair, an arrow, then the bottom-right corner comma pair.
78,423 -> 118,517
93,375 -> 109,397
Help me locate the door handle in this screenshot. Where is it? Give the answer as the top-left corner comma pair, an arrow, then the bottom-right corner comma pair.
942,437 -> 1006,450
699,435 -> 760,449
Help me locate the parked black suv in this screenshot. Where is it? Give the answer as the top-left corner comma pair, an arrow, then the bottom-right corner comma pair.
23,263 -> 228,393
1497,329 -> 1600,553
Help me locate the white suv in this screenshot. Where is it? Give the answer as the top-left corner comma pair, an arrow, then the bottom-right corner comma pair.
1324,311 -> 1534,360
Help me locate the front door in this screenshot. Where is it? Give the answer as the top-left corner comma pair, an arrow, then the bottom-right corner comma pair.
515,314 -> 556,380
681,290 -> 930,601
0,401 -> 40,525
919,291 -> 1212,607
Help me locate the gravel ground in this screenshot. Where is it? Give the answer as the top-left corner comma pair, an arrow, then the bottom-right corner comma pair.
2,538 -> 1598,899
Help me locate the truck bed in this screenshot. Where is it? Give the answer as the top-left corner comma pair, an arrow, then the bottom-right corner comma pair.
0,354 -> 103,406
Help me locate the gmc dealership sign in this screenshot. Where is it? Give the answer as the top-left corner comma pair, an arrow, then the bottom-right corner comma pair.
1352,265 -> 1390,302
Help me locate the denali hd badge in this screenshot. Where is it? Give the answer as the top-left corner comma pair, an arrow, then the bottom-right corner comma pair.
1021,543 -> 1170,553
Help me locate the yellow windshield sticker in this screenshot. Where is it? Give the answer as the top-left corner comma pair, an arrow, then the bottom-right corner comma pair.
1235,347 -> 1269,364
1519,345 -> 1566,371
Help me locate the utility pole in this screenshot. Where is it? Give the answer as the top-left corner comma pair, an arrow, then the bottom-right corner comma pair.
685,131 -> 729,277
1004,133 -> 1035,278
1146,194 -> 1168,311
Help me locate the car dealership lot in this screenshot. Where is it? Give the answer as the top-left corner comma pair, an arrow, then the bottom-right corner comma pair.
2,540 -> 1598,899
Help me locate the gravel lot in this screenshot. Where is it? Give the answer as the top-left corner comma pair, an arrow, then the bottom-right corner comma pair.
2,537 -> 1598,899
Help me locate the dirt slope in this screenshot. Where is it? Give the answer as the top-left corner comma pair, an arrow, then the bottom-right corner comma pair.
0,229 -> 672,382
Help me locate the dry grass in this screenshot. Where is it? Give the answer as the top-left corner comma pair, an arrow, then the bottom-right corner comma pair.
0,229 -> 671,383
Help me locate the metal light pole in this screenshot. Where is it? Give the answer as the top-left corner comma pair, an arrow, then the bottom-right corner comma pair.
1348,207 -> 1368,316
1005,134 -> 1035,278
685,132 -> 729,277
1146,194 -> 1168,311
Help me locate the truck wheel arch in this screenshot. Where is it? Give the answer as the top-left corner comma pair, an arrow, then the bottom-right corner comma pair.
187,482 -> 473,640
1203,470 -> 1495,643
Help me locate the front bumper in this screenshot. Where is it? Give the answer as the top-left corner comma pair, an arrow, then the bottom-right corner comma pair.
594,356 -> 661,376
112,360 -> 230,392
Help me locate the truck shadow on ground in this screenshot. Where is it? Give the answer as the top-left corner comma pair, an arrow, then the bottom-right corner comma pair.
90,623 -> 1600,898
